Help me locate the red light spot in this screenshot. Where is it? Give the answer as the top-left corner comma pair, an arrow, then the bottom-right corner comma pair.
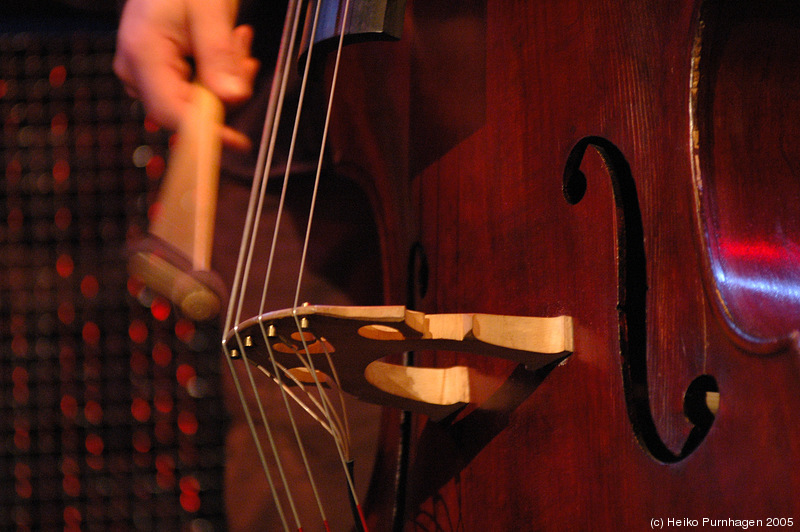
13,382 -> 29,404
54,206 -> 72,230
56,254 -> 74,278
51,112 -> 68,135
154,390 -> 173,414
53,159 -> 70,183
61,395 -> 78,418
157,471 -> 176,490
0,79 -> 6,98
58,302 -> 75,325
132,430 -> 151,454
80,275 -> 100,298
14,462 -> 31,479
128,319 -> 148,344
84,400 -> 103,424
127,276 -> 145,297
11,335 -> 28,357
8,316 -> 23,334
64,506 -> 81,528
719,238 -> 790,264
62,474 -> 81,497
175,319 -> 195,343
12,366 -> 28,385
180,474 -> 200,493
152,342 -> 172,366
10,315 -> 25,334
180,491 -> 201,513
85,433 -> 104,455
176,364 -> 195,387
14,432 -> 30,451
14,420 -> 31,450
178,411 -> 198,436
155,454 -> 176,488
131,397 -> 151,422
86,455 -> 104,471
16,479 -> 33,499
82,322 -> 101,345
151,296 -> 171,321
49,65 -> 67,88
143,117 -> 160,133
155,453 -> 174,472
61,456 -> 79,475
146,154 -> 166,179
7,206 -> 23,232
6,158 -> 22,184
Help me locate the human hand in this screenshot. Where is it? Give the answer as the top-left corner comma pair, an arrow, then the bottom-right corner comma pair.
113,0 -> 260,149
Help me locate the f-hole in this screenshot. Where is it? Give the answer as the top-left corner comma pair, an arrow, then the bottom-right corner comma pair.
563,136 -> 718,463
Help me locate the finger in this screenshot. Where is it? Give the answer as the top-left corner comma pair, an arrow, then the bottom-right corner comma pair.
115,3 -> 195,133
221,125 -> 253,152
232,24 -> 255,58
188,2 -> 255,105
231,24 -> 260,92
133,43 -> 195,133
139,58 -> 252,151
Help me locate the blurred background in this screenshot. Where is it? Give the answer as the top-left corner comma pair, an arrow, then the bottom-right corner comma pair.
1,3 -> 228,531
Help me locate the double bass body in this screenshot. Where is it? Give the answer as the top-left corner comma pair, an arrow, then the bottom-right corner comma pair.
321,0 -> 800,529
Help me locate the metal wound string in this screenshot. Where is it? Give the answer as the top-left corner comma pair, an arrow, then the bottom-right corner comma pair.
221,0 -> 307,529
286,0 -> 366,519
222,0 -> 364,529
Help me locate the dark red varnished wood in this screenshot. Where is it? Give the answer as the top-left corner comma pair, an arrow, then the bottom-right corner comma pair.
325,0 -> 800,529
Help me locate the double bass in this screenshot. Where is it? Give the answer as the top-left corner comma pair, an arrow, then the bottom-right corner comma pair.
325,0 -> 800,529
137,0 -> 800,529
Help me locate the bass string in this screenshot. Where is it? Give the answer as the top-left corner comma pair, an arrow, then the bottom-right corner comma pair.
225,0 -> 323,526
285,0 -> 363,506
221,1 -> 306,529
223,0 -> 299,531
221,0 -> 364,530
287,0 -> 368,520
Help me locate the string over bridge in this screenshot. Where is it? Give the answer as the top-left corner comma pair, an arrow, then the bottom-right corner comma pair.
224,305 -> 573,420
